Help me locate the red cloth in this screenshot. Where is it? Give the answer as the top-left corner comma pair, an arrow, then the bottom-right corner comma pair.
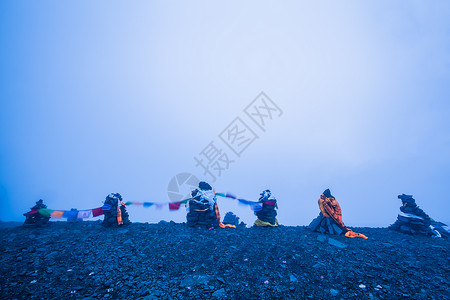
264,201 -> 276,206
169,202 -> 181,211
28,209 -> 39,215
92,207 -> 104,217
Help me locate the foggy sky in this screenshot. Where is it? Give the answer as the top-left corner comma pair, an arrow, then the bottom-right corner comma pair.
1,1 -> 449,227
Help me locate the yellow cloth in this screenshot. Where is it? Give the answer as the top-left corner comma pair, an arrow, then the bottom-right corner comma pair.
254,218 -> 279,227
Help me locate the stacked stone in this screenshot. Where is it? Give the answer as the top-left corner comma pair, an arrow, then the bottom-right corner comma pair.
186,200 -> 218,228
222,212 -> 240,227
186,182 -> 218,228
255,190 -> 278,225
102,193 -> 131,226
309,212 -> 346,235
308,189 -> 347,235
23,199 -> 50,226
389,194 -> 432,235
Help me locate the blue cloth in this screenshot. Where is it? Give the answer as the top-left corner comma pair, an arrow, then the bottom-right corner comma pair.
102,204 -> 112,211
63,210 -> 78,218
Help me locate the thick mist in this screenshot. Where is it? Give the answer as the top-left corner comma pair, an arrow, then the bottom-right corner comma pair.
1,1 -> 449,227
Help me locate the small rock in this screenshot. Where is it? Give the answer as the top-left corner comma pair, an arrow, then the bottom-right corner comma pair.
317,235 -> 327,242
369,293 -> 378,300
313,263 -> 324,269
212,288 -> 226,297
328,238 -> 348,249
330,289 -> 339,296
180,275 -> 210,287
104,280 -> 113,287
216,277 -> 225,284
290,275 -> 298,282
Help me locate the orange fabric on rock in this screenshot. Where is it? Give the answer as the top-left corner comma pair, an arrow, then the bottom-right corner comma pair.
214,203 -> 236,229
117,206 -> 123,225
318,195 -> 345,229
345,230 -> 368,239
318,194 -> 367,239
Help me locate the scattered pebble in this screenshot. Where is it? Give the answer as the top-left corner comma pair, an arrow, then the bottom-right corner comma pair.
1,222 -> 448,299
330,288 -> 339,296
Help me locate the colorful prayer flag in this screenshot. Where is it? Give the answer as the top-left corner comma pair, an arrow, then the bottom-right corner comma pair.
38,208 -> 54,217
251,203 -> 263,211
169,202 -> 181,211
63,210 -> 78,218
180,198 -> 190,205
77,210 -> 91,219
51,210 -> 64,218
237,198 -> 251,205
102,204 -> 112,211
226,193 -> 237,199
92,207 -> 104,217
143,202 -> 154,208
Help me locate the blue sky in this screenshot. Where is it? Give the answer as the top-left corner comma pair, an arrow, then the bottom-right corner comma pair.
1,1 -> 449,226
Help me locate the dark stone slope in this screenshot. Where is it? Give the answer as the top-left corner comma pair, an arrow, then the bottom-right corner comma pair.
0,222 -> 448,299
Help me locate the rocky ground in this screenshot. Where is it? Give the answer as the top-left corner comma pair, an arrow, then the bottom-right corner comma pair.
0,221 -> 448,300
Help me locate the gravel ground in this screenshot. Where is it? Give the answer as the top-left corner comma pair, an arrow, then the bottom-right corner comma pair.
0,221 -> 448,299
